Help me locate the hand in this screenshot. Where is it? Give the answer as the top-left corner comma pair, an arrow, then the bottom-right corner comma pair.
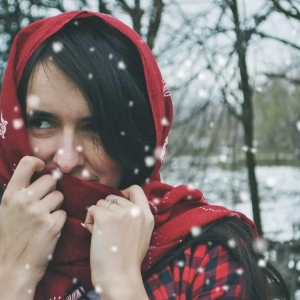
84,185 -> 154,293
0,156 -> 67,287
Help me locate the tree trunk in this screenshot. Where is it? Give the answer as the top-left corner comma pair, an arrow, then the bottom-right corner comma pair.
229,0 -> 263,236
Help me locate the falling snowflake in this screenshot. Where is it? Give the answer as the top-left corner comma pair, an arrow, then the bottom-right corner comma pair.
120,131 -> 125,136
27,289 -> 33,294
108,53 -> 114,60
190,226 -> 202,237
52,41 -> 63,53
145,156 -> 155,167
88,73 -> 93,80
130,206 -> 141,218
209,122 -> 214,128
288,260 -> 295,269
58,149 -> 64,155
144,145 -> 149,151
253,238 -> 267,254
258,258 -> 267,267
95,285 -> 103,294
111,246 -> 118,252
177,260 -> 184,268
177,70 -> 186,78
27,94 -> 40,107
52,168 -> 63,180
82,169 -> 90,178
205,279 -> 210,285
154,146 -> 163,160
219,154 -> 228,163
198,89 -> 208,98
197,267 -> 204,273
242,145 -> 249,152
223,285 -> 229,291
48,254 -> 53,260
236,268 -> 244,275
198,73 -> 206,81
13,118 -> 24,130
228,239 -> 236,248
161,117 -> 169,126
73,20 -> 79,26
118,61 -> 126,70
14,106 -> 19,112
153,198 -> 160,205
76,145 -> 83,152
25,264 -> 30,270
128,101 -> 134,107
89,47 -> 95,52
239,191 -> 250,202
134,168 -> 139,174
73,277 -> 78,284
296,121 -> 300,131
250,148 -> 257,154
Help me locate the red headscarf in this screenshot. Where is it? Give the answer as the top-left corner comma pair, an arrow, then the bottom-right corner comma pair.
0,10 -> 256,299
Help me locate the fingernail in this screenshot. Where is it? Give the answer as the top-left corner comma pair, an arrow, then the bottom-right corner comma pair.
81,222 -> 86,228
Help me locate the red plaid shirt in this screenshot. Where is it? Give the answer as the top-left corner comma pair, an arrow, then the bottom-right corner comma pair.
144,243 -> 244,300
72,243 -> 244,300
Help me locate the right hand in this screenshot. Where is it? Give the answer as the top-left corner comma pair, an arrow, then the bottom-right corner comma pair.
0,156 -> 67,286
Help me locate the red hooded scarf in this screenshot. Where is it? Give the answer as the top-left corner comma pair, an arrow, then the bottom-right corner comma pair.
0,10 -> 256,300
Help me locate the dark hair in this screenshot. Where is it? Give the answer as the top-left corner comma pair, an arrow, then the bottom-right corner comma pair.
18,16 -> 156,189
143,218 -> 290,300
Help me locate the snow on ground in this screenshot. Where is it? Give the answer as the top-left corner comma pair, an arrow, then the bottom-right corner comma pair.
161,157 -> 300,242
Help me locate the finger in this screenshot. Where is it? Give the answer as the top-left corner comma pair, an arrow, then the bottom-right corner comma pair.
84,205 -> 97,233
121,185 -> 151,214
25,174 -> 57,201
38,190 -> 64,213
98,195 -> 132,208
6,156 -> 45,192
51,209 -> 67,232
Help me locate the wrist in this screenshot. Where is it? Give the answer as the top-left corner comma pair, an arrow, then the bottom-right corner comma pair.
0,268 -> 37,300
93,270 -> 148,300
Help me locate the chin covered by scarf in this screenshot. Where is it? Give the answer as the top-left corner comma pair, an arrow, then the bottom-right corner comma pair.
0,10 -> 256,299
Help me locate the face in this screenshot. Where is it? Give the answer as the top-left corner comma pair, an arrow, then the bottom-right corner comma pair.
26,60 -> 123,187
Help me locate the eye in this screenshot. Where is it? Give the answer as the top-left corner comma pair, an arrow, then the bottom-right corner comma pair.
28,119 -> 52,129
83,122 -> 98,133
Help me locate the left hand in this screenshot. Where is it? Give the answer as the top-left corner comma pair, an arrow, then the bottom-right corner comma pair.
83,185 -> 154,292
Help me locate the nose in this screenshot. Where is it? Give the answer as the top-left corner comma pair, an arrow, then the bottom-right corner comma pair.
53,132 -> 84,173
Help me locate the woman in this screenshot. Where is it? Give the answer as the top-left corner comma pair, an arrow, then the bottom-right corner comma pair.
0,10 -> 289,300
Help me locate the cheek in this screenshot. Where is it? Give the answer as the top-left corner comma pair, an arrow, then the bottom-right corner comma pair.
27,135 -> 56,161
85,145 -> 123,178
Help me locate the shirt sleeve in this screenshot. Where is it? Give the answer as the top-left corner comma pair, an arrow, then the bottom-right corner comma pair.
187,243 -> 245,299
144,243 -> 245,300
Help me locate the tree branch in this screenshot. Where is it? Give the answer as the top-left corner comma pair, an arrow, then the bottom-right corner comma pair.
255,31 -> 300,51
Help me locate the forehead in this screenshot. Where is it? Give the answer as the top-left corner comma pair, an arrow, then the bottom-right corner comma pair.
26,60 -> 89,115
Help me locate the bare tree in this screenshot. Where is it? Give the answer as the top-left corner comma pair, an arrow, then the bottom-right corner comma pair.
98,0 -> 164,50
156,0 -> 300,237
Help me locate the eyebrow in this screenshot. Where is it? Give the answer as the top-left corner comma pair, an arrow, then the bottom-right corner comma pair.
26,110 -> 94,122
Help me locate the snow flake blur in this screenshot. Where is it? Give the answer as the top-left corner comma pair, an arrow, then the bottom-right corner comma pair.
52,41 -> 64,53
145,156 -> 155,167
13,118 -> 24,130
190,226 -> 202,237
118,61 -> 126,70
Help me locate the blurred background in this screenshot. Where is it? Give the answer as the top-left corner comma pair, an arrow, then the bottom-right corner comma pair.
0,0 -> 300,298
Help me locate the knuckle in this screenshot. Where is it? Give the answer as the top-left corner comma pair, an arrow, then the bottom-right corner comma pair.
52,190 -> 64,201
20,156 -> 35,166
44,174 -> 57,186
131,184 -> 142,191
